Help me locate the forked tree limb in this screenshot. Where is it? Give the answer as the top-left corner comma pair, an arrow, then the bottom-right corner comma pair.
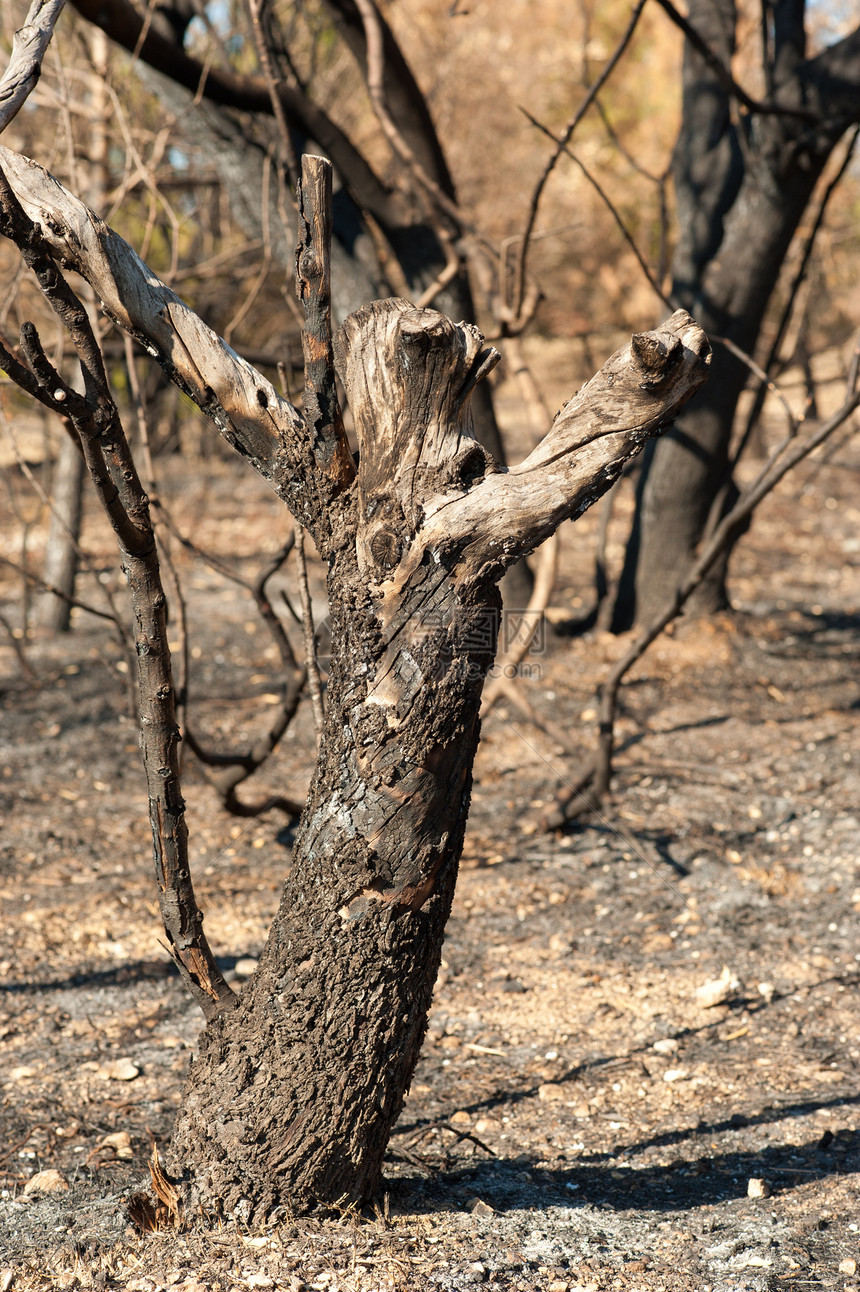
415,312 -> 711,577
512,0 -> 647,326
0,143 -> 712,584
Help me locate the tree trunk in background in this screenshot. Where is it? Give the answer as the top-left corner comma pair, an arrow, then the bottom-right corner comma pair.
612,0 -> 860,629
38,28 -> 109,633
37,431 -> 86,631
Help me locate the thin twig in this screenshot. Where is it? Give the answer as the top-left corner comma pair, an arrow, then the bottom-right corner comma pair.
353,0 -> 466,235
524,108 -> 799,428
0,551 -> 120,625
0,609 -> 36,679
512,0 -> 647,324
246,0 -> 301,191
123,332 -> 306,813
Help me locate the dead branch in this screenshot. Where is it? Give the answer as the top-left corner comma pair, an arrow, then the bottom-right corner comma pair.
295,156 -> 355,494
122,342 -> 306,813
246,0 -> 300,192
177,536 -> 306,818
525,107 -> 800,434
0,161 -> 236,1019
0,0 -> 66,134
414,311 -> 711,570
0,609 -> 36,680
0,144 -> 345,539
68,0 -> 399,230
0,551 -> 120,626
484,674 -> 577,757
542,340 -> 860,831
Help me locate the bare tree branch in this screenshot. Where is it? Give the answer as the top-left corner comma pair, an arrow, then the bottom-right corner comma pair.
542,338 -> 860,830
67,0 -> 399,228
0,144 -> 350,544
0,0 -> 66,134
333,306 -> 710,586
512,0 -> 647,326
322,0 -> 457,198
0,165 -> 237,1017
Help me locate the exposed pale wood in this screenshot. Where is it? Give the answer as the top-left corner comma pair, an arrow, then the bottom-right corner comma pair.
384,310 -> 710,582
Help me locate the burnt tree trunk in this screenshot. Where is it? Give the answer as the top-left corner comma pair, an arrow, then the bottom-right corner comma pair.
612,0 -> 860,628
0,146 -> 709,1220
165,301 -> 709,1219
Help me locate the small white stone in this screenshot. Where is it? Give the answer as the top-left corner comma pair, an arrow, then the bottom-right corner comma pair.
100,1131 -> 133,1158
23,1169 -> 69,1195
98,1058 -> 140,1081
747,1177 -> 772,1198
696,966 -> 740,1008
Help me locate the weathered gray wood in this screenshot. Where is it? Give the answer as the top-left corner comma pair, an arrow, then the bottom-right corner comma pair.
0,0 -> 66,133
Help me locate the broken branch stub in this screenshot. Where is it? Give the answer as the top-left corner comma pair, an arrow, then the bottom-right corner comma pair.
338,305 -> 710,591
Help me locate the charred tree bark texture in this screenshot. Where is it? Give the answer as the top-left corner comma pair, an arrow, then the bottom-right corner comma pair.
0,146 -> 708,1217
613,0 -> 860,628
